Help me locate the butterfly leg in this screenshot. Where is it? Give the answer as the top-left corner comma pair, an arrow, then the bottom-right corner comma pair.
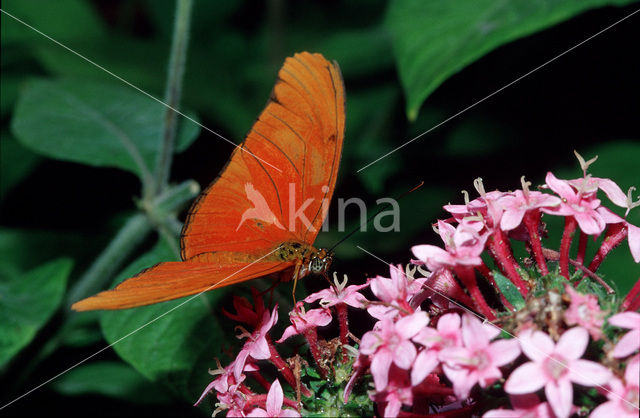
291,259 -> 303,305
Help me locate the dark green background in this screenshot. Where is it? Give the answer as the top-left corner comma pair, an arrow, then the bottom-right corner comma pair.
1,0 -> 638,416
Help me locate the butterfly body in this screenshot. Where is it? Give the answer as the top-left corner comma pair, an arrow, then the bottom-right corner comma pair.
72,52 -> 344,311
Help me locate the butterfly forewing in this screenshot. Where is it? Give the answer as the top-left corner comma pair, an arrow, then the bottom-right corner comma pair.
71,52 -> 345,311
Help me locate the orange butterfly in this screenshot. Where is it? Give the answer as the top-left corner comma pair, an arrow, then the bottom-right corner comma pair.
72,52 -> 345,311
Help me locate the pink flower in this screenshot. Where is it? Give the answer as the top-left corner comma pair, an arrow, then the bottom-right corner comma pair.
483,394 -> 558,418
595,206 -> 640,263
411,220 -> 489,270
541,172 -> 606,235
410,313 -> 462,385
371,368 -> 413,417
567,176 -> 628,209
247,379 -> 300,417
304,273 -> 369,308
505,327 -> 611,418
563,285 -> 605,340
233,306 -> 278,380
591,355 -> 639,418
277,304 -> 332,342
367,264 -> 426,320
360,311 -> 430,391
440,314 -> 520,399
497,189 -> 561,231
609,312 -> 640,358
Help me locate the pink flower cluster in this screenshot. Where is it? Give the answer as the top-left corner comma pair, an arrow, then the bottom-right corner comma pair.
196,156 -> 639,417
411,166 -> 640,318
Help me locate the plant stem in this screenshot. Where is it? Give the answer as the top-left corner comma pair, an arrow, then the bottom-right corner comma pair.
559,217 -> 577,279
65,213 -> 152,307
154,0 -> 194,196
65,180 -> 198,307
488,229 -> 528,296
523,210 -> 549,275
588,223 -> 627,273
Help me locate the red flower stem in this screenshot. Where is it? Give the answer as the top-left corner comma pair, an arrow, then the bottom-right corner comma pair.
454,266 -> 496,320
335,302 -> 349,362
248,371 -> 271,392
267,337 -> 309,396
588,223 -> 627,272
576,230 -> 588,265
412,382 -> 454,396
622,278 -> 640,311
559,217 -> 577,279
523,210 -> 549,275
302,328 -> 327,379
244,394 -> 268,409
488,229 -> 529,296
475,263 -> 514,311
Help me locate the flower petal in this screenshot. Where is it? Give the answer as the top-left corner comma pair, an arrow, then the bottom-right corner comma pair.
394,340 -> 417,369
596,177 -> 629,208
504,362 -> 547,394
545,172 -> 575,200
545,378 -> 573,418
370,349 -> 393,391
555,327 -> 588,360
608,312 -> 640,330
250,336 -> 271,360
590,401 -> 622,418
411,349 -> 439,386
568,359 -> 611,387
489,339 -> 521,366
396,311 -> 429,339
625,355 -> 639,385
628,223 -> 640,263
462,314 -> 489,349
612,329 -> 640,358
519,330 -> 554,362
266,379 -> 284,416
443,364 -> 474,399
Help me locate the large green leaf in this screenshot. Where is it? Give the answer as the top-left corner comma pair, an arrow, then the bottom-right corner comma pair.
51,361 -> 173,404
0,0 -> 104,44
0,133 -> 41,198
11,79 -> 200,184
0,258 -> 73,367
100,240 -> 229,400
385,0 -> 636,120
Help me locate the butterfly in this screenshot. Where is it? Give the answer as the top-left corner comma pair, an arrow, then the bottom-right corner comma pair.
72,52 -> 345,311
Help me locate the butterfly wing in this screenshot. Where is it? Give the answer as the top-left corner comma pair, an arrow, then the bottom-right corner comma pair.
181,51 -> 345,258
71,52 -> 345,311
71,252 -> 294,311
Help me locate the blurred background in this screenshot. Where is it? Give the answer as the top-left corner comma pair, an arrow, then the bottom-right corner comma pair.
1,0 -> 638,415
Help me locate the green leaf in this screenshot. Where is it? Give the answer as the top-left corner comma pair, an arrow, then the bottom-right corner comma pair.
11,79 -> 201,185
385,0 -> 636,120
1,0 -> 105,44
100,240 -> 229,400
51,361 -> 173,404
347,84 -> 401,194
493,271 -> 525,310
0,258 -> 73,367
0,132 -> 41,198
0,228 -> 88,277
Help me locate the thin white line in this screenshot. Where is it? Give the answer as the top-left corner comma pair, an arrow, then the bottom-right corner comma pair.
356,245 -> 639,411
0,248 -> 280,410
357,8 -> 640,173
0,8 -> 282,173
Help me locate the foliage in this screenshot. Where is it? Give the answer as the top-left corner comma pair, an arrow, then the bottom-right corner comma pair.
1,0 -> 638,415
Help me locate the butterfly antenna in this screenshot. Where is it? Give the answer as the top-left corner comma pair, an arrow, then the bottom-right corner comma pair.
328,181 -> 424,252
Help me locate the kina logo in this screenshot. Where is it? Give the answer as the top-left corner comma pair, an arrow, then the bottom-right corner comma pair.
236,183 -> 285,231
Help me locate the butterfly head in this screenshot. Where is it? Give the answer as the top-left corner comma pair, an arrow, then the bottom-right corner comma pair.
308,248 -> 333,275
